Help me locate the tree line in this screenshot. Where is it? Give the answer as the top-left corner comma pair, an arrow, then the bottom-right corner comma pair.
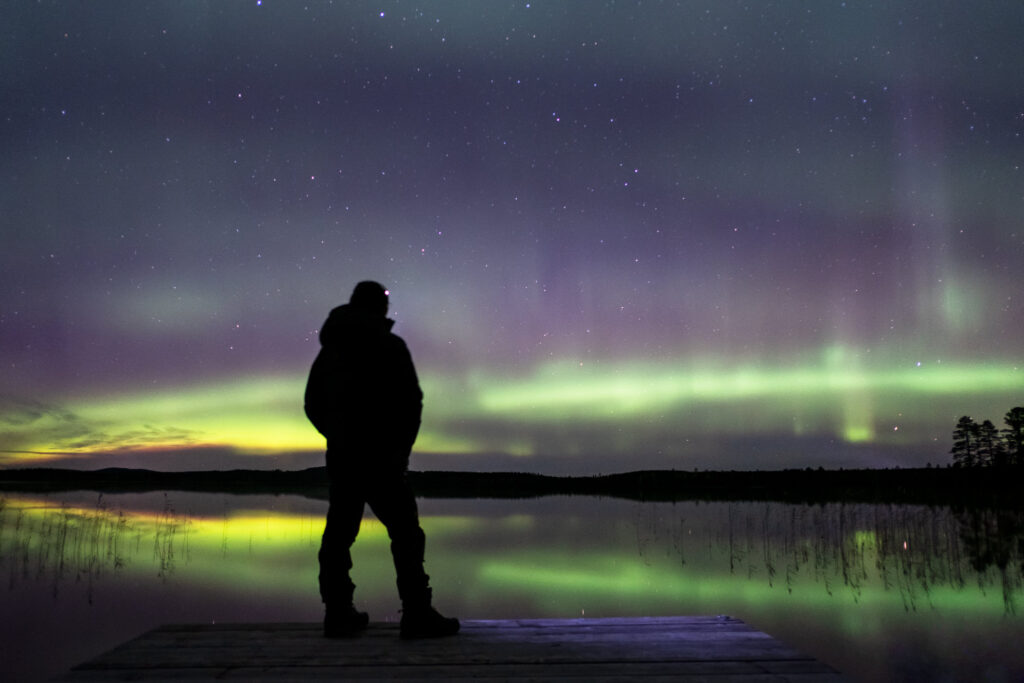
950,407 -> 1024,468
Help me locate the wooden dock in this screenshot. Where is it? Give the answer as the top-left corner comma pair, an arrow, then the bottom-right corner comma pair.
60,616 -> 843,681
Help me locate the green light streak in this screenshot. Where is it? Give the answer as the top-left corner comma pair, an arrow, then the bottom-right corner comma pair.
72,375 -> 316,452
7,351 -> 1022,462
472,359 -> 1023,418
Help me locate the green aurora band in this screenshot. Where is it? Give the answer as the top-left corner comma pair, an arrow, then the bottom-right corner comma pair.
3,348 -> 1020,467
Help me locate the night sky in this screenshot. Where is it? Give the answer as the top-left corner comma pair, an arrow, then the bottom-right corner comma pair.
2,2 -> 1022,474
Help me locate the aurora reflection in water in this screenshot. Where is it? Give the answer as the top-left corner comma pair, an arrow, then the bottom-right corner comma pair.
2,491 -> 1023,682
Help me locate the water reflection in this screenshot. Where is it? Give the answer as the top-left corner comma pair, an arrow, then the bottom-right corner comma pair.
2,494 -> 133,602
636,502 -> 1024,615
3,494 -> 1023,612
1,494 -> 194,597
2,492 -> 1024,681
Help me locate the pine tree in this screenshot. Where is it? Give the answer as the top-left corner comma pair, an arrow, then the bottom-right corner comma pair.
1003,407 -> 1024,466
951,415 -> 979,467
976,420 -> 1006,467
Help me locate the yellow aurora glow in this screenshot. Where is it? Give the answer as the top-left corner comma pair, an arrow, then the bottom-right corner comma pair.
3,352 -> 1021,466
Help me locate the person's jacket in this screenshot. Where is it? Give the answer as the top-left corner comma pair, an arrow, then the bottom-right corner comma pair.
304,304 -> 423,460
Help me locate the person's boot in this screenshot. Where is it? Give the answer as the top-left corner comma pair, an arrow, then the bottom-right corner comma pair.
324,603 -> 369,638
400,590 -> 459,639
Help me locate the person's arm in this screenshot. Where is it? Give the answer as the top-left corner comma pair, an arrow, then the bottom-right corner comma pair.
304,351 -> 335,439
394,339 -> 424,452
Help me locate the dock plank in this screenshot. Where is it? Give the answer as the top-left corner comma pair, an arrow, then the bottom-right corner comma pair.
60,616 -> 843,681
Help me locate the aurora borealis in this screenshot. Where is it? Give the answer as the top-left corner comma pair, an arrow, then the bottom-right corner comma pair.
2,2 -> 1022,473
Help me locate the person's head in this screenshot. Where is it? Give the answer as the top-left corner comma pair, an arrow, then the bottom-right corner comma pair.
349,280 -> 389,317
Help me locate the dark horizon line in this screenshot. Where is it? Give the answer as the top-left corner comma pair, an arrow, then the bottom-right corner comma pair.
1,464 -> 1021,507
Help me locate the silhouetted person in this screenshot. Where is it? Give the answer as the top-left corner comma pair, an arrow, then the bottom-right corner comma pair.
305,281 -> 459,639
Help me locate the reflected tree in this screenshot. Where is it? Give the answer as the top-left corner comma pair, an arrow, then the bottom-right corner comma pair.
953,506 -> 1024,614
643,500 -> 1024,615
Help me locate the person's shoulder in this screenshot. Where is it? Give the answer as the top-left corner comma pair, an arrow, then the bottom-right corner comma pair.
386,330 -> 409,346
382,328 -> 412,354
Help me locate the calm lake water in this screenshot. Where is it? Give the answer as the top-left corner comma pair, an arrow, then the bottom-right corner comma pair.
2,490 -> 1023,682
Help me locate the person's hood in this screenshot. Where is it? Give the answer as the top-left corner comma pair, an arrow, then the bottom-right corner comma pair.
319,303 -> 395,347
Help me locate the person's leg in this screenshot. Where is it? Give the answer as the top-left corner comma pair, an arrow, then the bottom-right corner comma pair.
365,471 -> 429,605
319,477 -> 369,636
367,470 -> 458,638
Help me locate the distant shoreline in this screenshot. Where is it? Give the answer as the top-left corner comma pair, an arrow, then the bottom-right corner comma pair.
1,466 -> 1021,507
